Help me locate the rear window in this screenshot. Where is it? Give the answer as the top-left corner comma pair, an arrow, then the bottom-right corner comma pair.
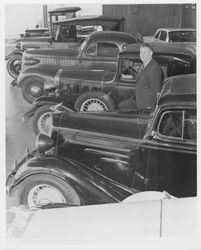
169,31 -> 196,42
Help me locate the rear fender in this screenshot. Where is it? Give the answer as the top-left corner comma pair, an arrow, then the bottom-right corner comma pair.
8,155 -> 135,205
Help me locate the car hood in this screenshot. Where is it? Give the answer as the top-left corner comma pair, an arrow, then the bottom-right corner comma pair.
25,46 -> 79,58
7,196 -> 197,242
52,110 -> 150,140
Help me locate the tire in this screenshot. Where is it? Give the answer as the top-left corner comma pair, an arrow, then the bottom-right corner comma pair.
21,76 -> 45,104
10,174 -> 81,208
6,54 -> 22,78
74,91 -> 115,112
32,105 -> 53,135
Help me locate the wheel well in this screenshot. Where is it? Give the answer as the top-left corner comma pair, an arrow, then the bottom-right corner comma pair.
10,172 -> 83,203
19,75 -> 45,87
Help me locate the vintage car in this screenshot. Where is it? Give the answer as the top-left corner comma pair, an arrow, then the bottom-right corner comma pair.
7,194 -> 198,243
6,74 -> 197,208
7,14 -> 124,79
14,31 -> 139,103
23,42 -> 196,135
6,6 -> 82,78
143,28 -> 196,43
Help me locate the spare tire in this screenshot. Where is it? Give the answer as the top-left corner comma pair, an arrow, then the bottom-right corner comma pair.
74,91 -> 115,112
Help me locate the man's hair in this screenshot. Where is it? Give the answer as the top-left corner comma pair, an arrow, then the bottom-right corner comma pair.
140,43 -> 154,53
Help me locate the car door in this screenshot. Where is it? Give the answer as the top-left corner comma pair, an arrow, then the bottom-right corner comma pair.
145,108 -> 197,197
114,55 -> 141,104
79,42 -> 119,71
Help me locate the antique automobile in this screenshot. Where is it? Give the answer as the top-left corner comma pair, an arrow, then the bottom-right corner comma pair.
7,194 -> 198,242
6,74 -> 197,208
143,28 -> 196,43
7,10 -> 124,78
22,42 -> 196,135
15,31 -> 139,103
6,6 -> 81,78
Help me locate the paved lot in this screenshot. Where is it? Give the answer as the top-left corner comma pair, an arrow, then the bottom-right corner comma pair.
6,72 -> 36,209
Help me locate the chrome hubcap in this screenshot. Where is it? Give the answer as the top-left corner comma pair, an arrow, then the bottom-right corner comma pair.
27,184 -> 66,207
30,85 -> 43,97
80,99 -> 108,111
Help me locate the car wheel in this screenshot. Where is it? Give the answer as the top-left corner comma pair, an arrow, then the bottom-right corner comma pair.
6,54 -> 22,78
74,91 -> 115,112
32,105 -> 53,135
21,76 -> 45,104
10,174 -> 81,208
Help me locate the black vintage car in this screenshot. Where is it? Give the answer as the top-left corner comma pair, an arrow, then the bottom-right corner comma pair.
6,74 -> 197,207
23,42 -> 196,135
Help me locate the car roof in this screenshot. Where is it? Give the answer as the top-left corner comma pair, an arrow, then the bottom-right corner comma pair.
155,28 -> 196,32
120,42 -> 196,56
48,7 -> 81,14
158,74 -> 196,106
53,15 -> 122,30
87,31 -> 139,43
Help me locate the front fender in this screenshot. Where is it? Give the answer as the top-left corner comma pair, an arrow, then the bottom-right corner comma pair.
7,154 -> 135,205
23,98 -> 74,121
7,49 -> 23,59
17,67 -> 59,88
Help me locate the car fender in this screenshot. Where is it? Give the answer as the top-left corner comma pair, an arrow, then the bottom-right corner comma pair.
8,155 -> 135,205
22,98 -> 74,121
7,49 -> 23,59
17,67 -> 59,88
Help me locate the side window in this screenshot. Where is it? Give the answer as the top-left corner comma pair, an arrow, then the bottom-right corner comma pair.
154,31 -> 160,39
167,58 -> 192,77
183,110 -> 196,140
97,43 -> 119,57
158,110 -> 196,142
120,57 -> 140,81
159,31 -> 167,41
159,111 -> 182,138
85,43 -> 97,56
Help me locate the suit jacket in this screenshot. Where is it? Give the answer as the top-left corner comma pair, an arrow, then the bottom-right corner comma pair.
135,58 -> 162,109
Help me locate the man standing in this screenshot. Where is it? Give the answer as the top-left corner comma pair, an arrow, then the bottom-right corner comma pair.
118,43 -> 162,111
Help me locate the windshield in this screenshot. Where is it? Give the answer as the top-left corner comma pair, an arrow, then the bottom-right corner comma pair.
79,35 -> 89,52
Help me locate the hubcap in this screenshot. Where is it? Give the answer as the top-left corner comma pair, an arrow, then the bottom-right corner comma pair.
27,184 -> 66,207
80,98 -> 108,111
38,112 -> 52,135
30,85 -> 43,97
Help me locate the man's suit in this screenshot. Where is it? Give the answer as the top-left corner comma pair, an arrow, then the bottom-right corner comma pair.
118,58 -> 162,111
135,58 -> 162,109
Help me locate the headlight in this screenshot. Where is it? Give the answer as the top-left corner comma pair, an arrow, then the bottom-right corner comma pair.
36,133 -> 54,154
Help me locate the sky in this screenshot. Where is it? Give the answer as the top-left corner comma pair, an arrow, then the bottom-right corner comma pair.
5,3 -> 102,37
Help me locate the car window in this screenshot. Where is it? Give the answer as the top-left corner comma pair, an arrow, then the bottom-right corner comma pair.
85,43 -> 97,56
159,31 -> 167,41
154,31 -> 160,39
97,43 -> 119,57
120,57 -> 140,81
167,57 -> 192,77
183,110 -> 196,140
158,110 -> 196,142
169,31 -> 196,42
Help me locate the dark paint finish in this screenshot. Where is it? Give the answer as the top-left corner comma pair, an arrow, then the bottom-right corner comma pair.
7,74 -> 197,201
